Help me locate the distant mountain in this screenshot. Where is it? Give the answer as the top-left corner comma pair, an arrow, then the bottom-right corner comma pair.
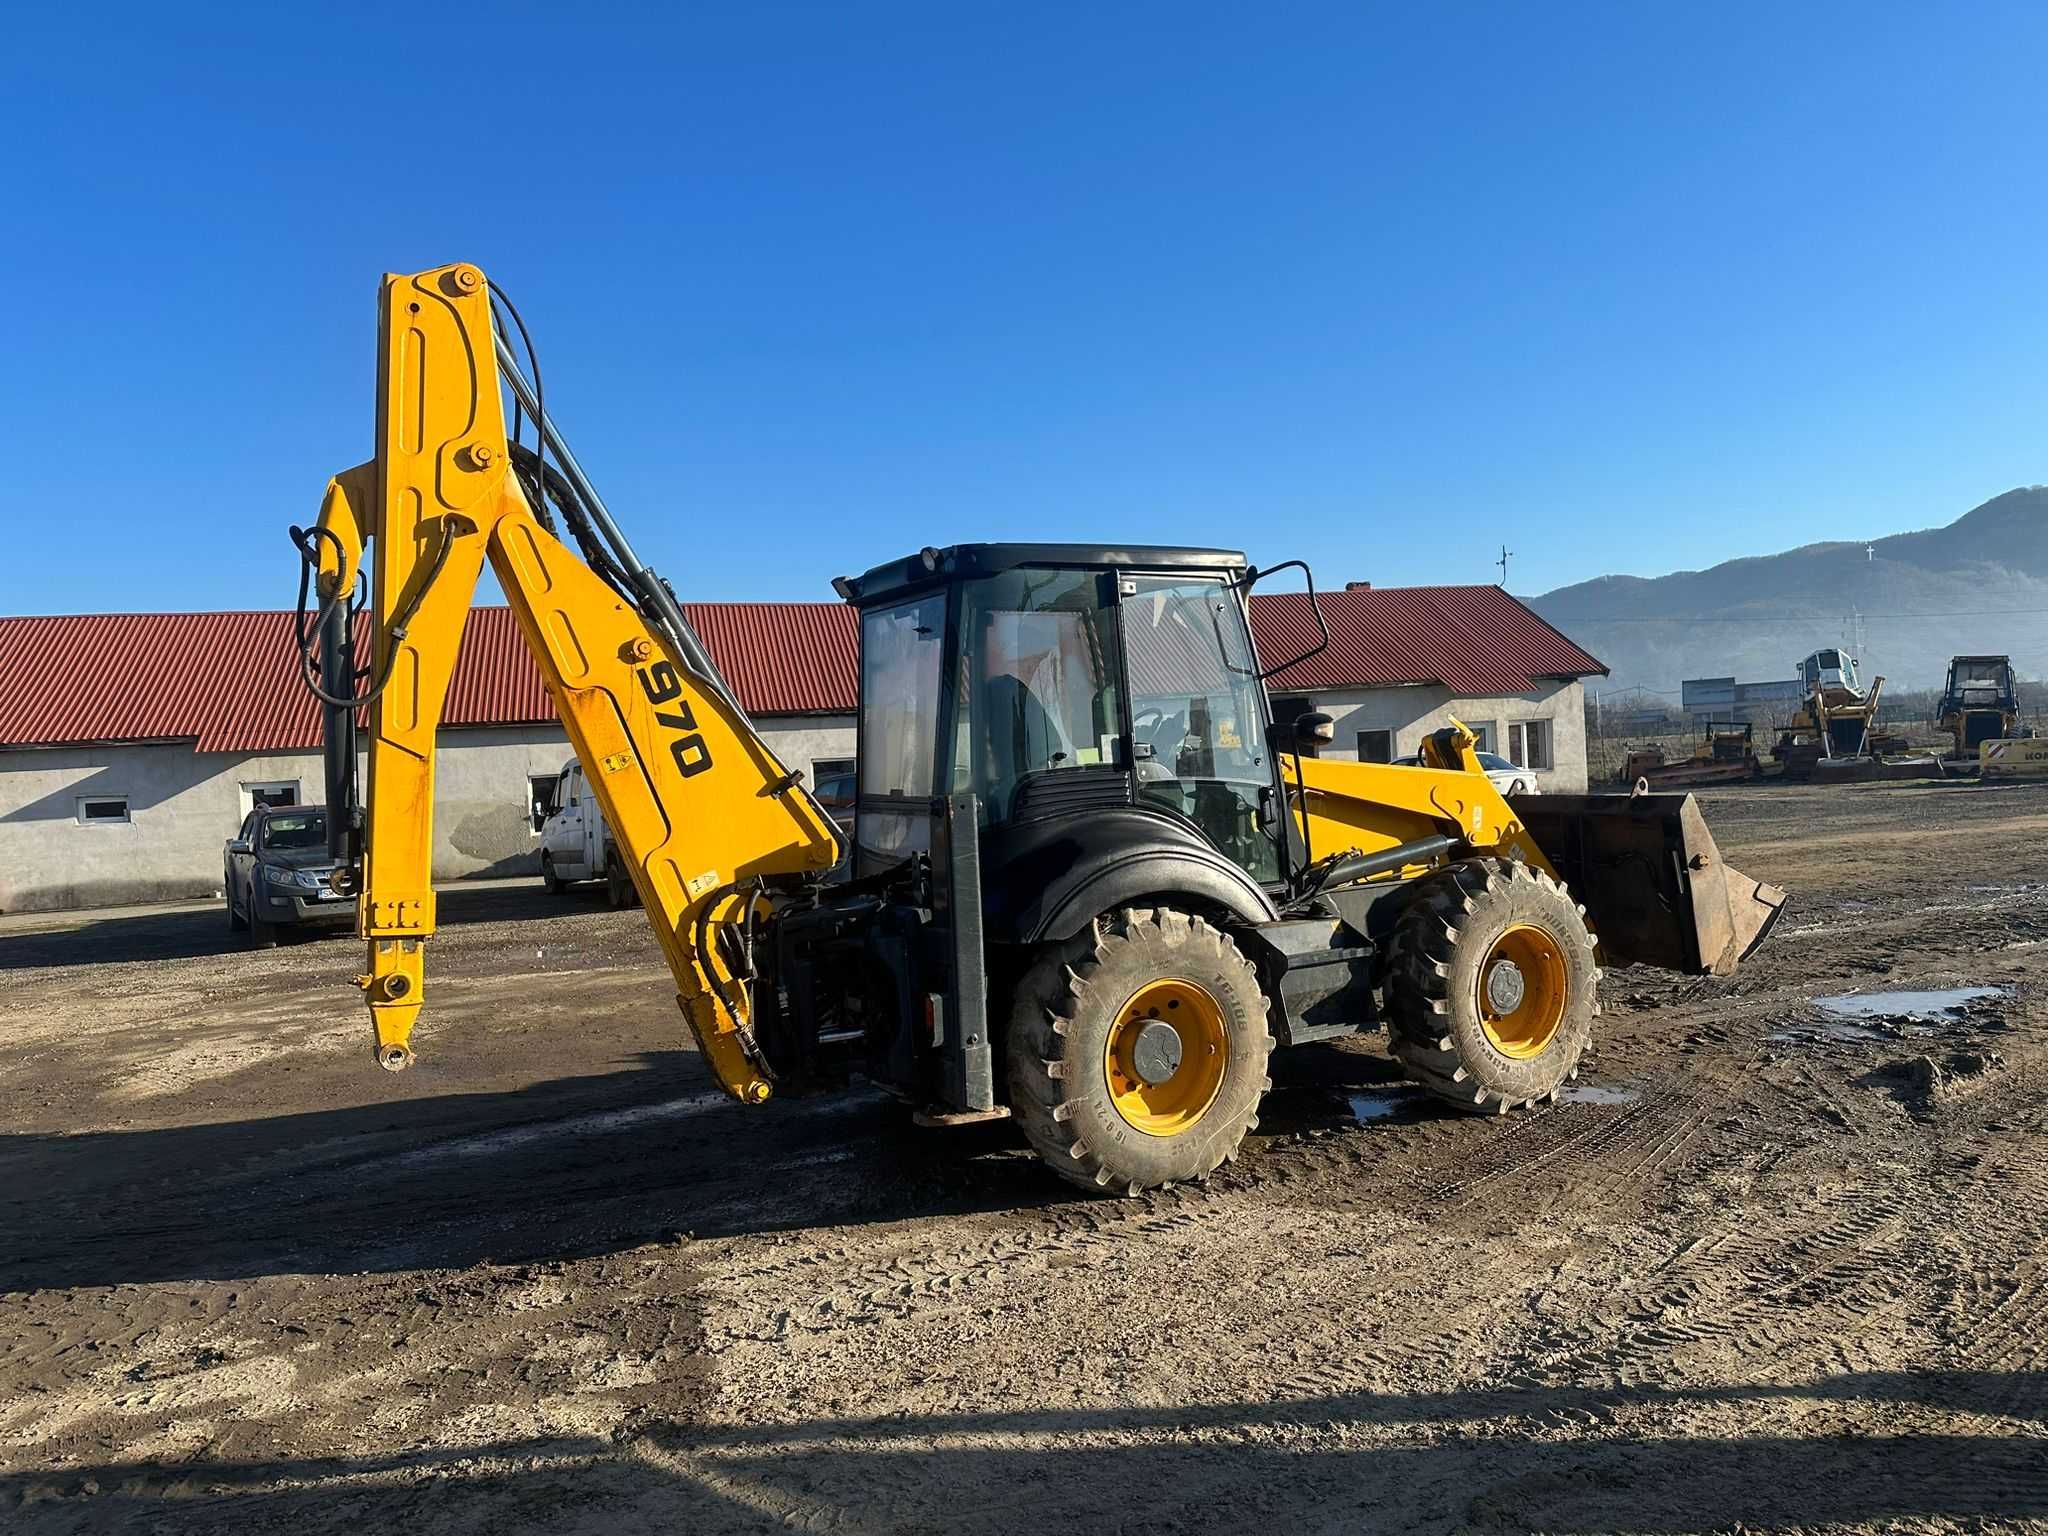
1527,487 -> 2048,695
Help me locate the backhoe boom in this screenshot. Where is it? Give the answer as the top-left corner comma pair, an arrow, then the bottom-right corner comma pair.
305,263 -> 840,1100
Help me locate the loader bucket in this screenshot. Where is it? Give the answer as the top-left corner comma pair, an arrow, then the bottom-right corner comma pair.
1511,793 -> 1787,976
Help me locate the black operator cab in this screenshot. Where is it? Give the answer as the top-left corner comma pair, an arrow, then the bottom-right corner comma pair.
836,543 -> 1293,941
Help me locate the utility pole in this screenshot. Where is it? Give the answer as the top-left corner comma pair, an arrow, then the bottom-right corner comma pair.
1496,545 -> 1513,587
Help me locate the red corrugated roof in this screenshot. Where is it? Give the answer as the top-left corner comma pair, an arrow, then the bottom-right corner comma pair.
1248,586 -> 1606,695
0,604 -> 860,753
683,602 -> 859,716
0,586 -> 1596,753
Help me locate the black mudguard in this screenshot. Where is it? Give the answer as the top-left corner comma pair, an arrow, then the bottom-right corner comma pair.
979,805 -> 1278,945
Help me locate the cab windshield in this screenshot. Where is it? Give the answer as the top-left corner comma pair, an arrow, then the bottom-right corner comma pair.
260,812 -> 328,851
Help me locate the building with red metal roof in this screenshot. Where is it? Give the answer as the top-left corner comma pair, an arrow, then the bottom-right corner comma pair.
0,587 -> 1602,911
0,604 -> 861,754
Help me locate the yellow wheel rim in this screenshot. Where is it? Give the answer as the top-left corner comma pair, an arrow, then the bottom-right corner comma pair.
1477,924 -> 1568,1059
1103,978 -> 1229,1136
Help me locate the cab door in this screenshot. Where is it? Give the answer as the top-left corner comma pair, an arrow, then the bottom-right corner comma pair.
226,811 -> 258,904
1119,574 -> 1285,885
543,766 -> 589,878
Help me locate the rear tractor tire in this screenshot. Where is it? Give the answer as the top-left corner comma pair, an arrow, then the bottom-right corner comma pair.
1386,857 -> 1598,1114
1008,907 -> 1273,1196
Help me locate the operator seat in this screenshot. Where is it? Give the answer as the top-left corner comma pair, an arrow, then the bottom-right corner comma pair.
985,672 -> 1071,818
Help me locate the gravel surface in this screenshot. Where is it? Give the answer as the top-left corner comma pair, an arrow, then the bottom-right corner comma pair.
3,781 -> 2046,1533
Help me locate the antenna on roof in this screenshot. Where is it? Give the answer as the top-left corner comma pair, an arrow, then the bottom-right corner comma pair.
1495,545 -> 1513,587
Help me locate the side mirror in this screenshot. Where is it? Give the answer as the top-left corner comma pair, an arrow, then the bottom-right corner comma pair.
1295,712 -> 1336,755
1239,558 -> 1332,681
1269,712 -> 1335,757
228,838 -> 251,854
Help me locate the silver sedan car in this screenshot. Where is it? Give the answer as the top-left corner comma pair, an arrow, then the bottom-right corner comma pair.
1393,750 -> 1542,796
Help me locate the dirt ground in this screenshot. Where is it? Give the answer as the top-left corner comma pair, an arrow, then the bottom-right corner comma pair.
3,782 -> 2045,1534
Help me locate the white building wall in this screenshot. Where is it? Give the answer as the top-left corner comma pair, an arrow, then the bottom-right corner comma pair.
755,717 -> 858,777
1276,680 -> 1590,792
0,713 -> 857,913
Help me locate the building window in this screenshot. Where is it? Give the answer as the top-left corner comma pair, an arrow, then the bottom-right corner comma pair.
76,795 -> 130,825
528,775 -> 559,835
1270,695 -> 1314,726
243,780 -> 299,813
1468,722 -> 1491,754
1508,720 -> 1552,772
1357,729 -> 1393,764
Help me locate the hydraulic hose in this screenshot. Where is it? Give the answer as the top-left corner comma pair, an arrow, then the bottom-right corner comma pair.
288,519 -> 457,711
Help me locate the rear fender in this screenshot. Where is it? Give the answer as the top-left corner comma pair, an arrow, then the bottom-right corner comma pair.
978,806 -> 1278,944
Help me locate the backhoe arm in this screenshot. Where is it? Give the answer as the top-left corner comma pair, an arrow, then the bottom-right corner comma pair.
305,263 -> 841,1101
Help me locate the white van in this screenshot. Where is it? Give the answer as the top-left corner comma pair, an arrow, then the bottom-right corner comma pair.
537,760 -> 638,907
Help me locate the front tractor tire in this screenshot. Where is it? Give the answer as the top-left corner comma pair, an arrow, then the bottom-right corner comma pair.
1008,907 -> 1273,1196
1386,857 -> 1598,1114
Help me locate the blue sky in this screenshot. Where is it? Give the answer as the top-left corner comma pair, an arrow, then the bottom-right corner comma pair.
2,3 -> 2042,615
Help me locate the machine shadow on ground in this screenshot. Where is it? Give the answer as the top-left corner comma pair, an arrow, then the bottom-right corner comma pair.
5,1374 -> 2042,1534
0,882 -> 586,971
0,1039 -> 1419,1295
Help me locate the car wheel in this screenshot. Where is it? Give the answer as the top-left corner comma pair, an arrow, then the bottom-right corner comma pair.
605,855 -> 637,909
247,904 -> 276,950
541,852 -> 565,896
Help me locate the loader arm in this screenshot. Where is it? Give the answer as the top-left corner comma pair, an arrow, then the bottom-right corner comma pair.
1289,721 -> 1785,976
304,263 -> 841,1102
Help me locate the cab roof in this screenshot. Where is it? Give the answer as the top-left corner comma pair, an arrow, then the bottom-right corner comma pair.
838,542 -> 1248,608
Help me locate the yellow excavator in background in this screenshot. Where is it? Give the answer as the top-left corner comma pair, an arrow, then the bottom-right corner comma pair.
294,263 -> 1785,1194
1937,655 -> 2022,760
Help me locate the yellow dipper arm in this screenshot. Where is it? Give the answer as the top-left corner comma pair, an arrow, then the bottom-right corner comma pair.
310,263 -> 841,1102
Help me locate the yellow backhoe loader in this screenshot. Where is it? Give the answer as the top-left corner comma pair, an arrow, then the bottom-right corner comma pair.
293,263 -> 1785,1194
1938,655 -> 2021,760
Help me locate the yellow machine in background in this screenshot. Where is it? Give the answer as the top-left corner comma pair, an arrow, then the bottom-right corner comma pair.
294,263 -> 1784,1194
1939,655 -> 2023,762
1981,739 -> 2048,780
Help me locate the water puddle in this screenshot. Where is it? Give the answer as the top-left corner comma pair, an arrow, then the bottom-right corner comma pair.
1343,1081 -> 1637,1118
1557,1082 -> 1639,1106
1347,1090 -> 1416,1122
1772,986 -> 2010,1046
1814,987 -> 2007,1021
1770,1018 -> 1893,1045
